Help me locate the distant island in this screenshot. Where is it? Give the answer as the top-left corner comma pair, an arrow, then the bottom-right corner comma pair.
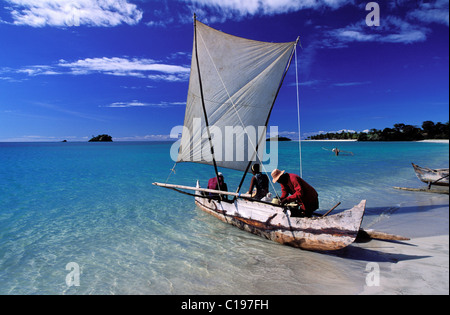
306,121 -> 449,141
89,134 -> 113,142
266,136 -> 291,141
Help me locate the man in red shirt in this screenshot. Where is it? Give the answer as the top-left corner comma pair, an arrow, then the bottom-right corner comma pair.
207,172 -> 228,200
271,169 -> 319,216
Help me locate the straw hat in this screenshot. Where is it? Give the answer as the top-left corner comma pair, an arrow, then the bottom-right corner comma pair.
271,169 -> 285,183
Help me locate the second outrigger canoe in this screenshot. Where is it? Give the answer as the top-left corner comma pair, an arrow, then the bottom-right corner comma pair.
412,163 -> 449,187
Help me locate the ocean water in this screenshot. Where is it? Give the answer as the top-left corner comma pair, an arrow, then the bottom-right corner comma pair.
0,141 -> 448,295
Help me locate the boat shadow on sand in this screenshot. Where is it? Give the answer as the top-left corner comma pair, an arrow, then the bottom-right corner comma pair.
324,241 -> 430,264
319,203 -> 447,263
359,203 -> 448,217
311,203 -> 444,263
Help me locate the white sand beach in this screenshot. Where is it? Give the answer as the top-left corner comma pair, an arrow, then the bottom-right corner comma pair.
416,139 -> 449,144
237,193 -> 449,296
303,139 -> 358,142
304,139 -> 449,143
358,194 -> 449,295
360,235 -> 449,294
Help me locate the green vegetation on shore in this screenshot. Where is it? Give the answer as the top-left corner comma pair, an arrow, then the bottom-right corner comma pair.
89,134 -> 113,142
307,121 -> 449,141
266,136 -> 291,141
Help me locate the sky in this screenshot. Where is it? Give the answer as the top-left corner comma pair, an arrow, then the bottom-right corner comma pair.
0,0 -> 448,142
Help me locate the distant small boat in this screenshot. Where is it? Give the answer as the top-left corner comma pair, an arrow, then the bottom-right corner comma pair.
412,163 -> 449,187
321,147 -> 354,156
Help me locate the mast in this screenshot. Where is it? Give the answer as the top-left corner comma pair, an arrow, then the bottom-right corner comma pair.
234,37 -> 300,196
193,14 -> 222,194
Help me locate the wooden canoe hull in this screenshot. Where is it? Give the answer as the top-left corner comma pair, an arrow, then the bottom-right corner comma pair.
195,192 -> 366,251
412,163 -> 449,186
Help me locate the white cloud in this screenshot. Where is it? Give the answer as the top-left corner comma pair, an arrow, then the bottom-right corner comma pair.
297,79 -> 323,86
408,0 -> 449,26
328,16 -> 429,45
106,101 -> 150,108
184,0 -> 353,17
177,0 -> 355,24
104,101 -> 185,108
16,65 -> 60,76
4,0 -> 143,27
332,81 -> 371,87
324,1 -> 448,46
184,0 -> 449,28
6,57 -> 191,82
58,57 -> 190,78
175,0 -> 355,23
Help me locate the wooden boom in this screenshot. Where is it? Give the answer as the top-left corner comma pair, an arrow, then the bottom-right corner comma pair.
153,182 -> 243,197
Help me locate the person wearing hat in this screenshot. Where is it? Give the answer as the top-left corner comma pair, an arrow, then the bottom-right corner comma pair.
246,164 -> 269,200
207,172 -> 228,199
271,169 -> 319,216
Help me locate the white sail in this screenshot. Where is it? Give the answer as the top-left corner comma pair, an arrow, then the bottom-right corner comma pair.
177,20 -> 296,171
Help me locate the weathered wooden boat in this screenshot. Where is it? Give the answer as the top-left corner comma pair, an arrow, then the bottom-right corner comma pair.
154,182 -> 366,251
412,163 -> 449,187
195,195 -> 366,251
154,15 -> 368,251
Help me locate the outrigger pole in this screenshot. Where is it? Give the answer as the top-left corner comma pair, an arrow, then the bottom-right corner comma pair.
152,182 -> 286,208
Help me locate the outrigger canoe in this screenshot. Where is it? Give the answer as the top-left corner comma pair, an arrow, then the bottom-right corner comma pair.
155,182 -> 366,251
154,16 -> 374,252
412,163 -> 449,187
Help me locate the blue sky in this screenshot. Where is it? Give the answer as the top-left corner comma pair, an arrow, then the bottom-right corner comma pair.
0,0 -> 448,142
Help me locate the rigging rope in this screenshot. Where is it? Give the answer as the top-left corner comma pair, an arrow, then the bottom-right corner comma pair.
165,162 -> 177,183
295,45 -> 303,178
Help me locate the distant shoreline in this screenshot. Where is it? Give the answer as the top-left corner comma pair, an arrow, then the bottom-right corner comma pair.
303,139 -> 449,143
303,139 -> 357,142
1,139 -> 449,144
415,139 -> 449,144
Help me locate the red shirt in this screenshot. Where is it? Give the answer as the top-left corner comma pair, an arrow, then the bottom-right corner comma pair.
280,173 -> 319,212
207,177 -> 227,193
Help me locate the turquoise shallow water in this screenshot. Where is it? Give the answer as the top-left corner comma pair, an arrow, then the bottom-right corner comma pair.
0,141 -> 448,294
